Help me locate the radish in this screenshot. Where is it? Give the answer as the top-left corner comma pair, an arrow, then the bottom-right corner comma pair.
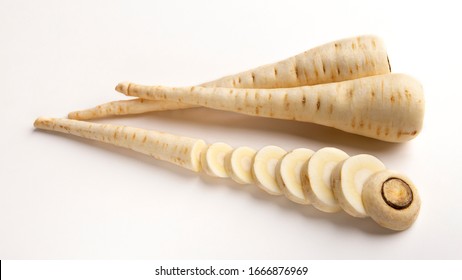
69,35 -> 391,120
34,117 -> 421,230
115,73 -> 424,142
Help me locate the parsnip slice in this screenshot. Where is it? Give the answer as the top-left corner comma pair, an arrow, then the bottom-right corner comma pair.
276,148 -> 314,204
302,147 -> 349,212
252,146 -> 287,195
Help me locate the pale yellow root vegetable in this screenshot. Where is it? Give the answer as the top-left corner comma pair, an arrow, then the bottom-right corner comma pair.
68,99 -> 192,120
33,117 -> 206,172
251,145 -> 287,195
275,148 -> 314,204
34,117 -> 421,230
301,147 -> 349,213
331,154 -> 386,217
201,142 -> 233,178
362,170 -> 421,231
224,146 -> 257,184
69,35 -> 391,120
116,73 -> 424,142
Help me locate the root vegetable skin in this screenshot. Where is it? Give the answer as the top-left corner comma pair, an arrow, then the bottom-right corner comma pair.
33,117 -> 206,172
69,35 -> 391,120
117,73 -> 424,142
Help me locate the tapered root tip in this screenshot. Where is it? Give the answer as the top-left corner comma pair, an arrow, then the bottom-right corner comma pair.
68,111 -> 80,119
34,117 -> 52,129
115,82 -> 130,94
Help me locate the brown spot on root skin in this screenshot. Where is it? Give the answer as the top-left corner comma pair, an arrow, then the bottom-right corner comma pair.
284,94 -> 289,111
322,62 -> 326,74
371,90 -> 375,97
142,136 -> 147,143
348,89 -> 354,99
351,117 -> 356,128
295,67 -> 299,80
376,126 -> 382,136
302,96 -> 306,105
316,99 -> 321,111
238,77 -> 241,83
381,178 -> 413,210
274,68 -> 278,76
359,119 -> 364,128
255,107 -> 259,115
251,72 -> 255,83
390,96 -> 395,103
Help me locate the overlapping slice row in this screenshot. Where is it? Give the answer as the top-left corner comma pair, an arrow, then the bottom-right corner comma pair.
205,142 -> 392,219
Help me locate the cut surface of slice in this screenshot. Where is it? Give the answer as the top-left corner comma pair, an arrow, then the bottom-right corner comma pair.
252,145 -> 287,195
276,148 -> 314,204
332,154 -> 386,217
201,142 -> 233,178
224,146 -> 257,184
302,147 -> 349,212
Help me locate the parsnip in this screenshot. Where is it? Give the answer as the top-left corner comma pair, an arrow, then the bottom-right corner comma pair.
69,35 -> 391,119
68,99 -> 192,120
34,117 -> 421,230
33,117 -> 206,172
275,148 -> 314,204
201,142 -> 233,178
301,147 -> 349,213
252,146 -> 287,195
116,73 -> 424,142
224,146 -> 257,184
362,170 -> 421,231
331,154 -> 386,217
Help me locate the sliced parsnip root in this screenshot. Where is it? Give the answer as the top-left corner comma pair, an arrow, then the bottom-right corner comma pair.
301,147 -> 349,213
362,170 -> 421,231
224,146 -> 257,184
34,117 -> 423,230
252,146 -> 287,195
201,142 -> 233,178
276,148 -> 314,204
331,154 -> 386,218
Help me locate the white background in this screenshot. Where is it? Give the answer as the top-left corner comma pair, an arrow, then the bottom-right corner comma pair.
1,0 -> 461,259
